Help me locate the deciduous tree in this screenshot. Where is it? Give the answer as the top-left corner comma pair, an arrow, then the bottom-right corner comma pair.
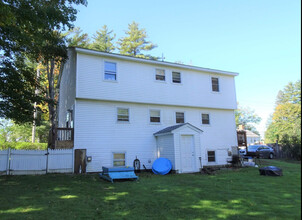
265,80 -> 301,159
235,105 -> 261,134
0,0 -> 87,148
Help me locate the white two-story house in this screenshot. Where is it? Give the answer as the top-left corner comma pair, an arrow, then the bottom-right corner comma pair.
57,47 -> 239,173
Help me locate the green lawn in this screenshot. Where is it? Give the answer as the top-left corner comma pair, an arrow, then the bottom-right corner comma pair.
0,160 -> 300,220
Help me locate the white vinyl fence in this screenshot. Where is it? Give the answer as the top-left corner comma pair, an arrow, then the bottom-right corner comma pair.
0,148 -> 73,175
0,149 -> 9,175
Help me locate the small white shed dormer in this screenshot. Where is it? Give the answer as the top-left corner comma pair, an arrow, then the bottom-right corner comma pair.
154,123 -> 203,173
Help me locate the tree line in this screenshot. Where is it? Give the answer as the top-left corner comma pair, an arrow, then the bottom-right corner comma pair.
1,1 -> 299,159
0,0 -> 157,147
64,22 -> 157,58
265,80 -> 301,160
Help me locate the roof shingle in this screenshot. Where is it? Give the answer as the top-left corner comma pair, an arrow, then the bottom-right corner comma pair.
153,123 -> 203,136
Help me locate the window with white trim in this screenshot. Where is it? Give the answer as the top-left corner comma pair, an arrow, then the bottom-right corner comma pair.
113,153 -> 125,167
208,151 -> 216,162
150,110 -> 161,123
155,69 -> 165,81
211,77 -> 219,92
172,72 -> 181,83
117,108 -> 129,122
176,112 -> 185,123
104,61 -> 117,81
202,114 -> 210,125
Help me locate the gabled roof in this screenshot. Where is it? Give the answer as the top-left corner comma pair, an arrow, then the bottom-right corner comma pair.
245,130 -> 260,138
236,129 -> 260,138
153,123 -> 203,136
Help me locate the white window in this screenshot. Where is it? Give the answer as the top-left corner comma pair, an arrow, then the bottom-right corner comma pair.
208,151 -> 216,162
172,72 -> 181,83
104,61 -> 117,81
155,69 -> 165,81
176,112 -> 185,123
117,108 -> 129,122
202,114 -> 210,125
150,110 -> 161,123
211,77 -> 219,92
113,153 -> 125,167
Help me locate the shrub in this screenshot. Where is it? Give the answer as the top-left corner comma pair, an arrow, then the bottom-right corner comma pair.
0,142 -> 48,150
280,134 -> 301,160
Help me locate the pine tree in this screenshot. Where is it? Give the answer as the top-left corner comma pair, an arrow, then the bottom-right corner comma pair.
117,21 -> 157,58
91,25 -> 115,52
64,27 -> 90,48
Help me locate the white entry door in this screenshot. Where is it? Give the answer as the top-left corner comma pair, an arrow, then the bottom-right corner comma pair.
180,135 -> 195,173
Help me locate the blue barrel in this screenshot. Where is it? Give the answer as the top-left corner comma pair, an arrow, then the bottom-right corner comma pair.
152,158 -> 172,175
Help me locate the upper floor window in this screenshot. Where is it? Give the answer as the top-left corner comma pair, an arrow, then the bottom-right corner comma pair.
211,77 -> 219,92
150,110 -> 161,123
172,72 -> 181,83
155,69 -> 165,81
176,112 -> 185,123
104,61 -> 117,81
202,113 -> 210,125
117,108 -> 129,122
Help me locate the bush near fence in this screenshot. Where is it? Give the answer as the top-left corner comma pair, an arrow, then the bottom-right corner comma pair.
0,142 -> 47,150
267,142 -> 301,161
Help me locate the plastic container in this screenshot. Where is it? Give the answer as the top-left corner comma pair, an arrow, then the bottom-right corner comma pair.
152,158 -> 172,175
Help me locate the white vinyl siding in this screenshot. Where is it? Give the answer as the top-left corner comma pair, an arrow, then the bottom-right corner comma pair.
157,134 -> 175,168
74,100 -> 238,172
76,53 -> 237,110
58,49 -> 76,127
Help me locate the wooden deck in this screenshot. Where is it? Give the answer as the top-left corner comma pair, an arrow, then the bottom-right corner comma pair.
55,128 -> 74,149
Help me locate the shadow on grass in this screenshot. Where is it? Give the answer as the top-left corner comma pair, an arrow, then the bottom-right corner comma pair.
0,160 -> 300,219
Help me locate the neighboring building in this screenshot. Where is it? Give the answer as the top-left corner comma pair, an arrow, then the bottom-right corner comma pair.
245,130 -> 260,146
237,125 -> 260,147
57,47 -> 239,173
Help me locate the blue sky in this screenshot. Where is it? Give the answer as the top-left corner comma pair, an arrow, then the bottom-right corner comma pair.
73,0 -> 301,137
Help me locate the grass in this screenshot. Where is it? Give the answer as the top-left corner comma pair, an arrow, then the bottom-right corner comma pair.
0,160 -> 300,220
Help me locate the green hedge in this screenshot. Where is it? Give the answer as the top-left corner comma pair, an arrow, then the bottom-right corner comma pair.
0,142 -> 48,150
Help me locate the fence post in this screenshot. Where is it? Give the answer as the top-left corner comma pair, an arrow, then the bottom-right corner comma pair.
46,148 -> 49,174
7,148 -> 10,175
72,148 -> 74,174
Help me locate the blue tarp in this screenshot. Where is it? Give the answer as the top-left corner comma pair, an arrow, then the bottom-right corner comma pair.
152,158 -> 172,175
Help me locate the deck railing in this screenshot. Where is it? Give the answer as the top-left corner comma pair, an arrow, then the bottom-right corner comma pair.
55,128 -> 74,141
